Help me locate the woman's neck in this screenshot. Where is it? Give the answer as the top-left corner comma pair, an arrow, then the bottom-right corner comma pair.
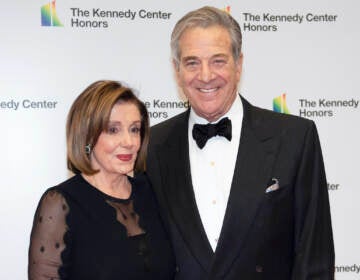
82,172 -> 132,199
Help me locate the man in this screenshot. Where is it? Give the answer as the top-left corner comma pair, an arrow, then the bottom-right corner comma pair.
146,6 -> 334,280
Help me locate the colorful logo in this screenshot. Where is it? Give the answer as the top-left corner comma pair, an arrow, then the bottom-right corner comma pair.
41,1 -> 63,27
273,93 -> 290,114
222,6 -> 231,14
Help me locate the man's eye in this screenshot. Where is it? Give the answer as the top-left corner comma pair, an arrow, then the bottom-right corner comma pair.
185,60 -> 199,67
213,59 -> 226,65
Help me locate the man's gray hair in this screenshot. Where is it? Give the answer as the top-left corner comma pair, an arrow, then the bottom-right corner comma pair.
171,6 -> 242,69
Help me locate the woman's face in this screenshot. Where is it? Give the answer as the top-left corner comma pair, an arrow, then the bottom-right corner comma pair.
90,102 -> 141,176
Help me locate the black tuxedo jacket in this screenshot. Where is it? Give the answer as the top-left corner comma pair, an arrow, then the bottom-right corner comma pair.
146,96 -> 334,280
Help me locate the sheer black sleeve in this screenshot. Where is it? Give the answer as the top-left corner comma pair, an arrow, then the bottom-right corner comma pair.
28,189 -> 69,280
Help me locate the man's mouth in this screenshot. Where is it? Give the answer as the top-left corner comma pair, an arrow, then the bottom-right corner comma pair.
198,87 -> 219,93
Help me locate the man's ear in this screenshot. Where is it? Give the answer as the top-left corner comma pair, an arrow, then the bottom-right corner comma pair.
172,59 -> 181,85
235,53 -> 244,80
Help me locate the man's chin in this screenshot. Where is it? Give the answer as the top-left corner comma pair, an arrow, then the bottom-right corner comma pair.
196,108 -> 224,122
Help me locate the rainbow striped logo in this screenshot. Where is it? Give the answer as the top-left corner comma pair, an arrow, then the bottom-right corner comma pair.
41,1 -> 63,27
222,6 -> 231,14
273,93 -> 290,114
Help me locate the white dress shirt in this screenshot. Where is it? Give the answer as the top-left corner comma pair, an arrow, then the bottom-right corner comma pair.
188,95 -> 243,251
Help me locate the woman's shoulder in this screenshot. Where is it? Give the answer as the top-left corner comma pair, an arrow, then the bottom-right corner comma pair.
36,176 -> 81,210
38,187 -> 68,213
55,174 -> 83,189
52,174 -> 88,196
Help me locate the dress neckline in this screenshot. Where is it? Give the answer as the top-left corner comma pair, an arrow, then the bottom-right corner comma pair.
78,174 -> 136,203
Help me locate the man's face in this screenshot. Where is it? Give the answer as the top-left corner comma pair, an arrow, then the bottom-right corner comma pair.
175,25 -> 243,122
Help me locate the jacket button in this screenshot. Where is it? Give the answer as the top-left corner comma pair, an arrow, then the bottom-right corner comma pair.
255,265 -> 263,273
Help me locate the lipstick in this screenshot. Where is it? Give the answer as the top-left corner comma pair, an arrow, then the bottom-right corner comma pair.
117,154 -> 132,161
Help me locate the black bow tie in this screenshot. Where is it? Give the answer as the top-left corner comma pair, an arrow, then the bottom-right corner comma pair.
192,117 -> 232,149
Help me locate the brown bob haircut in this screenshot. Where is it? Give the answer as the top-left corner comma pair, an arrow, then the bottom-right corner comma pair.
66,80 -> 149,175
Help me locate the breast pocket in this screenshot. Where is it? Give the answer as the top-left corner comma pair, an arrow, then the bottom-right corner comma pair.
262,182 -> 294,230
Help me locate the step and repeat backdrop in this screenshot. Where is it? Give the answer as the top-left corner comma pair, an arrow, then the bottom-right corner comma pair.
1,0 -> 359,279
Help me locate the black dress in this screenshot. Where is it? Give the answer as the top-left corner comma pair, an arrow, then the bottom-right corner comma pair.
28,173 -> 175,280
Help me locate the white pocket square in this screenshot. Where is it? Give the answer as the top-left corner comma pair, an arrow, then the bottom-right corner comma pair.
265,178 -> 280,193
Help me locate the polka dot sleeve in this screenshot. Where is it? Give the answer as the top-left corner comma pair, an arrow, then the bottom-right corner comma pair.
28,189 -> 69,280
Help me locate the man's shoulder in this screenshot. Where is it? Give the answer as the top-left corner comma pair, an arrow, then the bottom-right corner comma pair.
246,99 -> 314,130
149,110 -> 188,144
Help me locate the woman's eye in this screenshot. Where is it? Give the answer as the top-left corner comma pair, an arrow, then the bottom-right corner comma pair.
107,126 -> 119,134
131,126 -> 141,134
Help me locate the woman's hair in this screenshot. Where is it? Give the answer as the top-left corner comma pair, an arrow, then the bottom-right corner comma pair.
66,80 -> 149,175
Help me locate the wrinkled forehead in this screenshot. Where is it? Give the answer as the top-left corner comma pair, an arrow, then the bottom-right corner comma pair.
178,26 -> 232,56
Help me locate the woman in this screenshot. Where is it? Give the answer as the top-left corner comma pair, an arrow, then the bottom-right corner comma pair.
28,80 -> 175,279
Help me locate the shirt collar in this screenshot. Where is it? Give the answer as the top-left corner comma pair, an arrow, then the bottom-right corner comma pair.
189,94 -> 243,126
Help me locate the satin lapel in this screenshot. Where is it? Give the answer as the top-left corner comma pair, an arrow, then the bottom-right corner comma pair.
155,112 -> 214,272
212,98 -> 281,277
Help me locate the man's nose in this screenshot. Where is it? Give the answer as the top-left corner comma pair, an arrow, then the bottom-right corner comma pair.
199,64 -> 214,82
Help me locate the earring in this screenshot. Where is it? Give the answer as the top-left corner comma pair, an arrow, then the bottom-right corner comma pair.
85,144 -> 91,154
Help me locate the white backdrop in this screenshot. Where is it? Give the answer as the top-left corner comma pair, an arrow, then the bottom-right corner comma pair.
1,0 -> 359,279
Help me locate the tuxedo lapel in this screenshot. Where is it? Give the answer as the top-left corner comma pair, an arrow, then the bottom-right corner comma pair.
155,111 -> 214,272
212,97 -> 282,277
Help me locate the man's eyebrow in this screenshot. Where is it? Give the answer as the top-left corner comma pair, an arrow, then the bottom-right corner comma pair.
181,56 -> 199,61
182,53 -> 228,61
211,53 -> 228,58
